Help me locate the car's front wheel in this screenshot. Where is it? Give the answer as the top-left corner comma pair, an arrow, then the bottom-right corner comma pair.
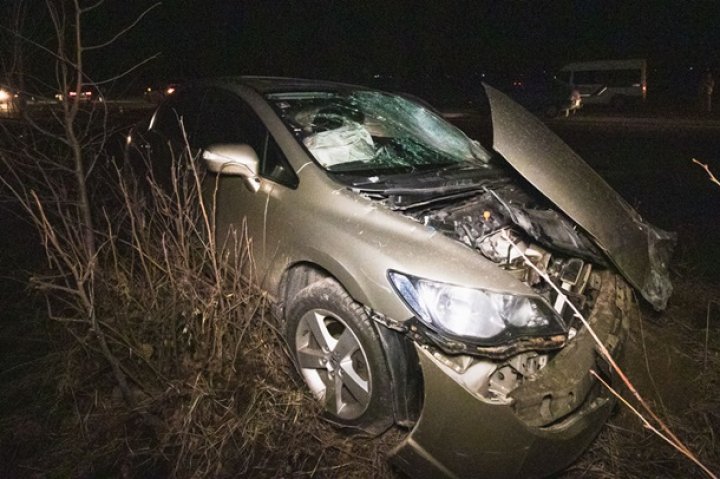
286,278 -> 394,435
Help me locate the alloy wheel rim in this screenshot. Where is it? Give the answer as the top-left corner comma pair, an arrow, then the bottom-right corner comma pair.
295,308 -> 371,420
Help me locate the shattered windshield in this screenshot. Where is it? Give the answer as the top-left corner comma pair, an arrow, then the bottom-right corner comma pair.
268,90 -> 490,173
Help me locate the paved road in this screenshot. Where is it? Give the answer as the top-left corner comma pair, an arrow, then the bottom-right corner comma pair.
550,113 -> 720,131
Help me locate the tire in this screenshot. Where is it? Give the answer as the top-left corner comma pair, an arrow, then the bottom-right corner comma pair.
286,277 -> 394,435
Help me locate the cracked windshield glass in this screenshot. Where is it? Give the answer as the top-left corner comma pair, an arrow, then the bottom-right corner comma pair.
269,90 -> 490,172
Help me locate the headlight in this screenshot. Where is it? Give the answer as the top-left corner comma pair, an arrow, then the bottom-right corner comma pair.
0,89 -> 10,102
388,271 -> 567,346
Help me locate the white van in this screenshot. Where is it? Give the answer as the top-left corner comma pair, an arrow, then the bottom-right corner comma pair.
557,59 -> 647,108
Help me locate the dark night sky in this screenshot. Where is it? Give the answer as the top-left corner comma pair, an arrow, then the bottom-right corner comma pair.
136,1 -> 720,76
5,1 -> 720,92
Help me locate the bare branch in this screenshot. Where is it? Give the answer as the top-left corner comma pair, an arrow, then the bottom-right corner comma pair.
692,158 -> 720,188
92,52 -> 162,85
0,25 -> 78,71
591,370 -> 718,479
502,230 -> 714,477
16,112 -> 72,147
80,0 -> 107,13
84,2 -> 161,51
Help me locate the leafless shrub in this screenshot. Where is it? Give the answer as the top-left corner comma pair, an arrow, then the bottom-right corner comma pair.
111,144 -> 404,477
1,110 -> 402,477
1,2 -> 403,476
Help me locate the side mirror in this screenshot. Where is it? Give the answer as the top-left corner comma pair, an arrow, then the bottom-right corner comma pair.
202,143 -> 261,192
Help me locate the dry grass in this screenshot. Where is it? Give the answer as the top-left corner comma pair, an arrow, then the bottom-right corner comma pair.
3,147 -> 720,477
1,120 -> 718,478
561,278 -> 720,478
1,139 -> 405,478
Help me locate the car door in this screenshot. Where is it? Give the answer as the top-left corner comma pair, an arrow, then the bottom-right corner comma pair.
194,88 -> 298,280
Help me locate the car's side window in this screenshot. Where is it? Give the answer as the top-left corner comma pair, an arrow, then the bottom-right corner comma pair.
197,89 -> 298,188
151,90 -> 204,145
194,89 -> 264,152
263,134 -> 299,188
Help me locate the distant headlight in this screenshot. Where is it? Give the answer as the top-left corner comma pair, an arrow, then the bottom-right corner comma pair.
388,271 -> 567,346
0,89 -> 10,102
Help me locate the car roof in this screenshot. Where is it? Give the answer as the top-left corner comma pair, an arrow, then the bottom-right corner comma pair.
201,76 -> 371,94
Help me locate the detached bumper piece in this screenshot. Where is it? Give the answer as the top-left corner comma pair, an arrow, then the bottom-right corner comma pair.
389,272 -> 636,479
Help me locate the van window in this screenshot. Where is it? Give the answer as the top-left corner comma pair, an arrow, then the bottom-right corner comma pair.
573,71 -> 599,84
556,71 -> 571,84
606,70 -> 641,87
572,69 -> 641,87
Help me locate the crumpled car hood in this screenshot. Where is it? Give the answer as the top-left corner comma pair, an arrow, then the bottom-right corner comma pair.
485,84 -> 675,310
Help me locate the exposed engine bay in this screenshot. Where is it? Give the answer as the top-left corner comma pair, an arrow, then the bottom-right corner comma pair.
370,179 -> 607,335
400,182 -> 603,321
357,177 -> 613,406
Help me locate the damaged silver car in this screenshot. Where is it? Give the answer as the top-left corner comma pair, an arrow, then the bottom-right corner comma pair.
132,77 -> 675,478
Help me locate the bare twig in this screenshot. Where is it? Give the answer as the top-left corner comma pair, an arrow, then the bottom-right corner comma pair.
92,52 -> 162,85
693,158 -> 720,188
591,370 -> 718,479
638,303 -> 667,414
705,301 -> 718,372
84,3 -> 161,51
501,230 -> 716,478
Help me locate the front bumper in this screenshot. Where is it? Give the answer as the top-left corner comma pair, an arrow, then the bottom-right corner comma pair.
389,273 -> 634,479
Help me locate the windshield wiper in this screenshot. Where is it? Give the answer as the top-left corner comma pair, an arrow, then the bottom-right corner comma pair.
355,177 -> 516,211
